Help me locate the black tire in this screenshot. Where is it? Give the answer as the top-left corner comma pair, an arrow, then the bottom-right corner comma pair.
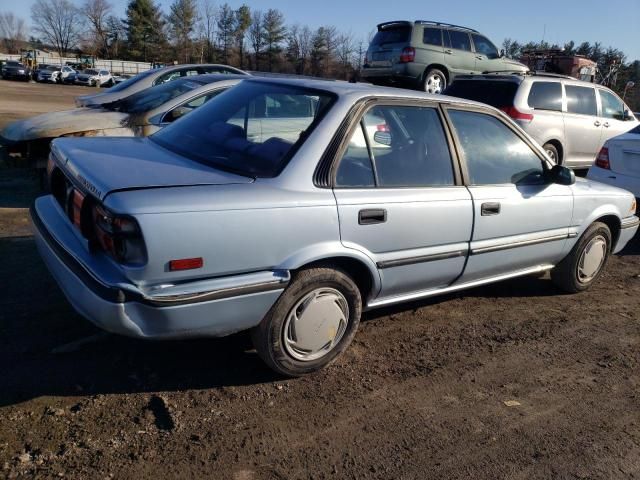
251,267 -> 362,377
423,68 -> 447,94
543,142 -> 560,164
551,222 -> 612,293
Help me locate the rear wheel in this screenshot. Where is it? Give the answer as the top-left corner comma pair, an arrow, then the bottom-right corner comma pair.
423,68 -> 447,94
543,142 -> 560,164
251,267 -> 362,377
551,222 -> 612,293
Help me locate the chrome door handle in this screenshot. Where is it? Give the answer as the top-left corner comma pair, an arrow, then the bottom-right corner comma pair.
594,120 -> 601,127
476,55 -> 484,60
481,202 -> 501,216
358,209 -> 387,225
444,49 -> 453,55
603,122 -> 610,128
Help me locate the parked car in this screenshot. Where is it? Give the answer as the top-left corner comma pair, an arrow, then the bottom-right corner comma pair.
32,78 -> 638,376
444,73 -> 639,168
361,20 -> 528,93
36,65 -> 61,83
75,68 -> 113,87
75,64 -> 250,107
112,74 -> 132,84
587,124 -> 640,204
0,75 -> 244,166
1,60 -> 30,81
54,65 -> 77,84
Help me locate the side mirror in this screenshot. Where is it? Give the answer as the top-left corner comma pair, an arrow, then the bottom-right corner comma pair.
373,131 -> 392,146
547,164 -> 575,185
623,109 -> 634,121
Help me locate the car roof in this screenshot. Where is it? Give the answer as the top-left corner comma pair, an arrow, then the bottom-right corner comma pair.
377,20 -> 478,33
149,64 -> 250,75
241,76 -> 490,108
184,73 -> 248,84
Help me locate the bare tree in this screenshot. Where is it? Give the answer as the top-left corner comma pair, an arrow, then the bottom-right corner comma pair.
216,3 -> 234,64
335,32 -> 354,79
105,15 -> 125,58
31,0 -> 83,58
198,0 -> 216,62
286,24 -> 311,75
248,9 -> 263,70
234,4 -> 251,69
81,0 -> 112,57
0,12 -> 27,53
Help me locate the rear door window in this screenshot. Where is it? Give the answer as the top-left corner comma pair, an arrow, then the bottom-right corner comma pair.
448,30 -> 472,51
371,26 -> 411,46
565,85 -> 597,116
423,28 -> 443,47
527,82 -> 563,111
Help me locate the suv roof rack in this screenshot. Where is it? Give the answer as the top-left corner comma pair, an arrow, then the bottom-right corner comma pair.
414,20 -> 478,33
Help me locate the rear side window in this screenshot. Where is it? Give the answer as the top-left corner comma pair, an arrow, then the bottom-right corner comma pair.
527,82 -> 563,111
565,85 -> 597,116
444,80 -> 519,109
448,30 -> 472,51
371,26 -> 411,45
336,105 -> 454,188
423,28 -> 442,46
449,110 -> 544,185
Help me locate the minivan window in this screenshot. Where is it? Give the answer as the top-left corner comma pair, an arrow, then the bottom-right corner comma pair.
423,28 -> 442,47
449,110 -> 544,185
471,34 -> 498,58
371,26 -> 411,45
448,30 -> 472,51
565,85 -> 597,116
599,89 -> 625,120
528,82 -> 563,112
444,80 -> 519,109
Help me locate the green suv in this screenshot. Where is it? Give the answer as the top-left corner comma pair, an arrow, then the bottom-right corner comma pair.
361,20 -> 528,93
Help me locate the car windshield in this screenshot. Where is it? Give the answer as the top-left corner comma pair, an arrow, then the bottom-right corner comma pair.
151,81 -> 336,178
107,68 -> 157,92
84,69 -> 99,75
105,78 -> 206,114
630,124 -> 640,134
444,80 -> 520,109
7,61 -> 21,67
371,26 -> 411,46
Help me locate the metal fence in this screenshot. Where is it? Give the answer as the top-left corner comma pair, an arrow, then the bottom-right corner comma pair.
0,53 -> 152,75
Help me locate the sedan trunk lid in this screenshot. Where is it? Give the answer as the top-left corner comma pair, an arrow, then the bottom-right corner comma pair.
51,137 -> 253,201
607,131 -> 640,179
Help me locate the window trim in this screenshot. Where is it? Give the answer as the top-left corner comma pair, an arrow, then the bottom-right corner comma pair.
440,103 -> 553,187
318,97 -> 464,189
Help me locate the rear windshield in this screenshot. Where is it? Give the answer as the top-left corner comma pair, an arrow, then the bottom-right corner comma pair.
371,26 -> 411,46
444,80 -> 519,109
106,78 -> 206,114
151,81 -> 336,178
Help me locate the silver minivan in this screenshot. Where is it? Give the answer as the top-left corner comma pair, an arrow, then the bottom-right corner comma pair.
444,73 -> 639,168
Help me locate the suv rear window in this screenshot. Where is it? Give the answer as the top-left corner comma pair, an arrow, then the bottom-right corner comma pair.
444,80 -> 519,109
527,82 -> 563,111
371,26 -> 411,45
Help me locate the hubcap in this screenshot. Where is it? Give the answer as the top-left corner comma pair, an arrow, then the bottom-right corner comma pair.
425,74 -> 444,94
545,148 -> 556,161
577,235 -> 607,283
283,288 -> 349,362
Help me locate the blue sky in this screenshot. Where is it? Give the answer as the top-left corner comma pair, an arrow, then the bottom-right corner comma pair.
6,0 -> 640,60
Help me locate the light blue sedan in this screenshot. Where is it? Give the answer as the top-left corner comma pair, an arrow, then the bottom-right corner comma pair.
32,78 -> 639,376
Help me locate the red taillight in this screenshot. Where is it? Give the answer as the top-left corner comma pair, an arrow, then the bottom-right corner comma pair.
71,190 -> 85,228
595,147 -> 610,169
399,47 -> 415,63
376,124 -> 389,132
500,106 -> 534,122
91,204 -> 146,265
169,257 -> 203,271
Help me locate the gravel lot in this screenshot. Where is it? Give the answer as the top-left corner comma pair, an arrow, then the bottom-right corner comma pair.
1,79 -> 640,479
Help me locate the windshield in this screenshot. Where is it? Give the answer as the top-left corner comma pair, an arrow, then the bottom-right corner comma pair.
106,78 -> 205,114
107,68 -> 157,92
444,80 -> 519,108
371,26 -> 411,46
151,81 -> 336,177
630,123 -> 640,134
84,69 -> 99,75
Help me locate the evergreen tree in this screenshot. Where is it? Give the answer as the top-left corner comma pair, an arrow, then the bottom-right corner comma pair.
168,0 -> 197,63
124,0 -> 165,62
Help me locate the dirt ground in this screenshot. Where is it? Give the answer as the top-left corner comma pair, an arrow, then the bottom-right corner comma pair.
1,79 -> 640,480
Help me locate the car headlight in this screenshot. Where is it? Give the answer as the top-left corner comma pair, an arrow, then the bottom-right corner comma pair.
18,69 -> 25,73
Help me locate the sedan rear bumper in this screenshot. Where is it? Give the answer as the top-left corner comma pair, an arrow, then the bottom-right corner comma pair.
31,196 -> 287,339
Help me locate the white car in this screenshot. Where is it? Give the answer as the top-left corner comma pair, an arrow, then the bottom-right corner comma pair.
75,69 -> 113,87
587,124 -> 640,203
53,66 -> 77,83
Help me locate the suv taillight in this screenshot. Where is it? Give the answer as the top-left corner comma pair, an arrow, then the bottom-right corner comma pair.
399,47 -> 415,63
500,106 -> 534,122
595,147 -> 610,170
91,204 -> 146,265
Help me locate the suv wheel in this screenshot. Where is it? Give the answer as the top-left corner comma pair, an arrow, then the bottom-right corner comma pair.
251,267 -> 362,377
423,68 -> 447,94
543,143 -> 560,164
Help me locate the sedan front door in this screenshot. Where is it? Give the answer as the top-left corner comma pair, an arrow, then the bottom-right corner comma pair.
333,103 -> 473,300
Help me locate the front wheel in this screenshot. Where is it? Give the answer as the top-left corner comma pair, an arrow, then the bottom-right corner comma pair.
551,222 -> 612,293
423,68 -> 447,94
543,142 -> 560,164
251,267 -> 362,376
